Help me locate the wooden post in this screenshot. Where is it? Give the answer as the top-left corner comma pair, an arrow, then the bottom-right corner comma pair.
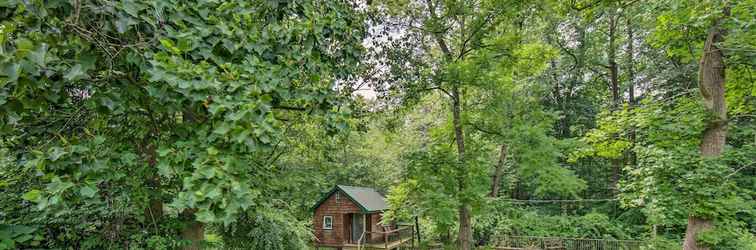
384,230 -> 388,249
384,233 -> 388,249
415,216 -> 421,244
412,226 -> 416,248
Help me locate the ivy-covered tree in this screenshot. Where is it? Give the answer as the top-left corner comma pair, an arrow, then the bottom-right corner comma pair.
573,1 -> 755,249
0,0 -> 365,248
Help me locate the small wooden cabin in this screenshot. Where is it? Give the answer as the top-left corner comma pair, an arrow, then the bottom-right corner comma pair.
312,185 -> 414,250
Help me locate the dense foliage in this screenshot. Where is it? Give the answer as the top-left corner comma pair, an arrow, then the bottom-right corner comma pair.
1,0 -> 366,249
1,0 -> 754,249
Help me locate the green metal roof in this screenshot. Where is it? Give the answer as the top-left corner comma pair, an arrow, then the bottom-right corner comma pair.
313,185 -> 388,213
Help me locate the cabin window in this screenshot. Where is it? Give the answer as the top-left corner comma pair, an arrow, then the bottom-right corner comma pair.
335,192 -> 340,201
323,216 -> 333,230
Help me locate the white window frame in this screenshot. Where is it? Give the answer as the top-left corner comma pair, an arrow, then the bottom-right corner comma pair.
323,215 -> 333,230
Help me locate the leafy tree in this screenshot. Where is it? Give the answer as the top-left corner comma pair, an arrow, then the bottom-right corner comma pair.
368,0 -> 579,248
0,0 -> 365,248
574,1 -> 755,248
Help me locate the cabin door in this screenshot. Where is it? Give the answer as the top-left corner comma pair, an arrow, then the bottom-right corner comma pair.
351,213 -> 364,243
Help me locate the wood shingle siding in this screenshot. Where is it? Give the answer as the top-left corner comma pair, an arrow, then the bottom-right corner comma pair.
313,190 -> 362,245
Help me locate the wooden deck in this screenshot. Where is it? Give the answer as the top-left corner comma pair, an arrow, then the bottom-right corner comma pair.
343,236 -> 414,249
315,226 -> 416,250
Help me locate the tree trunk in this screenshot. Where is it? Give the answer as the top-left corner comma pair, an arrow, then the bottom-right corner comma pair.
608,15 -> 620,110
683,7 -> 729,250
610,159 -> 621,194
626,18 -> 636,107
683,216 -> 714,250
141,142 -> 163,233
458,205 -> 472,249
179,110 -> 204,250
425,1 -> 471,247
607,13 -> 622,193
551,59 -> 565,137
626,14 -> 637,167
490,145 -> 508,198
146,198 -> 163,227
181,219 -> 204,250
450,85 -> 472,250
651,224 -> 658,239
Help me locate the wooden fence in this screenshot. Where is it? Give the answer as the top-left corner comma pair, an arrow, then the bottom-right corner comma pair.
493,236 -> 644,250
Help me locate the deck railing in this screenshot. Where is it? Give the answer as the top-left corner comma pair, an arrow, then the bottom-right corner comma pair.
361,225 -> 415,249
493,235 -> 643,250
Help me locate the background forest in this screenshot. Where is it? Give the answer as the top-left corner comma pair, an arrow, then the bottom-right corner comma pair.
0,0 -> 754,250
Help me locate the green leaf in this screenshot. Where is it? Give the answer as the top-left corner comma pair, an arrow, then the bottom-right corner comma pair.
213,124 -> 231,135
28,43 -> 48,66
48,147 -> 66,161
22,190 -> 41,201
198,166 -> 216,179
147,68 -> 167,82
115,16 -> 136,34
208,103 -> 225,115
47,177 -> 74,194
259,134 -> 270,144
178,37 -> 193,52
157,162 -> 173,178
15,38 -> 33,55
206,186 -> 221,199
79,54 -> 98,71
160,39 -> 181,54
121,0 -> 145,17
157,147 -> 171,157
15,234 -> 32,243
93,136 -> 106,145
79,186 -> 97,198
1,63 -> 20,82
206,147 -> 219,156
195,210 -> 216,223
64,64 -> 85,81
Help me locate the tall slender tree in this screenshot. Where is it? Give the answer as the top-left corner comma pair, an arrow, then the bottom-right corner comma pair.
370,1 -> 566,248
683,5 -> 730,250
